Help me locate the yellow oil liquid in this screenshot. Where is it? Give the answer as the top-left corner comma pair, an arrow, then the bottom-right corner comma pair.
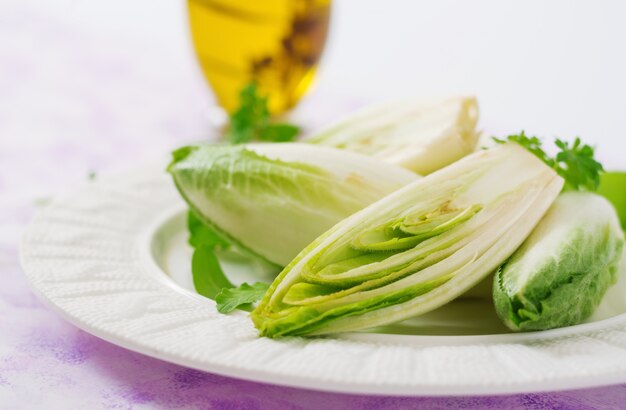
188,0 -> 331,114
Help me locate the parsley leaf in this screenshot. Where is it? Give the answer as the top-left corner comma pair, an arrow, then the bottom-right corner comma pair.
215,282 -> 270,313
188,210 -> 270,312
188,210 -> 233,299
555,138 -> 604,191
226,83 -> 300,144
260,123 -> 300,142
494,132 -> 604,192
191,245 -> 234,300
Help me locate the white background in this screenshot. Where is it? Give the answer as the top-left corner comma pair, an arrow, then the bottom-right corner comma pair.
325,1 -> 626,166
3,0 -> 626,163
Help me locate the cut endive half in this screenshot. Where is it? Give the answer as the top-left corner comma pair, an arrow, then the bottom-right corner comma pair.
307,96 -> 479,174
494,192 -> 625,331
251,143 -> 564,337
168,143 -> 418,266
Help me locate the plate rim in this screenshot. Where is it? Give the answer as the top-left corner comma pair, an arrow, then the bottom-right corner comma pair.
19,167 -> 626,396
16,272 -> 626,396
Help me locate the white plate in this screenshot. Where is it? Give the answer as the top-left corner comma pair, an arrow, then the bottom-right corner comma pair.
20,166 -> 626,396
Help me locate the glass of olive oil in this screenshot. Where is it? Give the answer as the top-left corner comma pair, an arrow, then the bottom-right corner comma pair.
188,0 -> 331,114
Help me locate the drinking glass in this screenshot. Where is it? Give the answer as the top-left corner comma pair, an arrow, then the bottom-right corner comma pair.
188,0 -> 331,114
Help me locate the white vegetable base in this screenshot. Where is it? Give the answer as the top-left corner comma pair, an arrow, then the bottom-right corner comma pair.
20,166 -> 626,396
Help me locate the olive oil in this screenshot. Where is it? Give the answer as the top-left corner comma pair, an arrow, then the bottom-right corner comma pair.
188,0 -> 331,114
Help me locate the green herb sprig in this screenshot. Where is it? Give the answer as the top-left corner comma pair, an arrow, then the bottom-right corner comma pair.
494,131 -> 604,191
188,211 -> 270,312
226,83 -> 300,144
215,282 -> 270,313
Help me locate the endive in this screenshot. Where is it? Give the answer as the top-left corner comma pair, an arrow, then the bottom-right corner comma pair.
168,143 -> 418,266
252,143 -> 563,337
494,192 -> 624,331
307,96 -> 479,174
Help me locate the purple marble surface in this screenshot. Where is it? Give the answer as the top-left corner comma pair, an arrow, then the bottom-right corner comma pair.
2,2 -> 626,409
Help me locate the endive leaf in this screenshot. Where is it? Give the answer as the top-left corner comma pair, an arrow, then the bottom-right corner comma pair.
168,143 -> 418,266
252,143 -> 563,337
308,96 -> 480,174
494,192 -> 624,331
